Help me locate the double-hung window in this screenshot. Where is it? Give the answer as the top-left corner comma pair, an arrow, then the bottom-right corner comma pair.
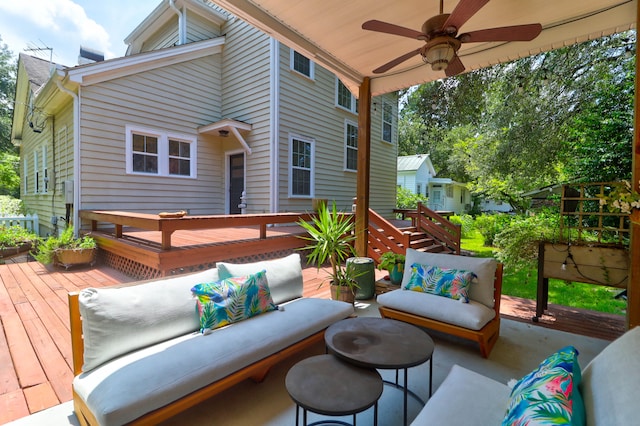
290,134 -> 314,197
337,79 -> 357,113
33,151 -> 40,193
382,101 -> 394,143
345,120 -> 358,172
126,126 -> 196,178
290,50 -> 314,79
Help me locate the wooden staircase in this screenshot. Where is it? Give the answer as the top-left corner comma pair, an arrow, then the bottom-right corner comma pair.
367,203 -> 461,264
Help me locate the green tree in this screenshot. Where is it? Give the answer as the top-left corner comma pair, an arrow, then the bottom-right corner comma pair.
400,31 -> 635,211
0,36 -> 16,153
0,36 -> 19,197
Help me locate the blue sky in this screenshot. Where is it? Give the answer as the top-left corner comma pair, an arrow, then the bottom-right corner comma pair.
0,0 -> 160,67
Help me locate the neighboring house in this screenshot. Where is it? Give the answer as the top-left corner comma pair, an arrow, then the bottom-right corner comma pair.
11,0 -> 398,236
397,154 -> 435,197
396,154 -> 470,214
479,199 -> 513,213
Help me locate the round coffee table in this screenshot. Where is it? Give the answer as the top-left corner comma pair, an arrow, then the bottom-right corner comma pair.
325,317 -> 434,426
286,354 -> 383,426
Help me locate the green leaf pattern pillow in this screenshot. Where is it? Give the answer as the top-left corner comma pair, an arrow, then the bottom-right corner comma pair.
404,263 -> 476,302
191,270 -> 277,333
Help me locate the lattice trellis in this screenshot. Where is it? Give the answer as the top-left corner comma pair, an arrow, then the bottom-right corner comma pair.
101,248 -> 304,280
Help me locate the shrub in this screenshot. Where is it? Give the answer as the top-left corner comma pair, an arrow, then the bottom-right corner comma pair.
396,186 -> 428,209
474,213 -> 512,246
0,196 -> 25,216
449,214 -> 475,238
493,211 -> 560,272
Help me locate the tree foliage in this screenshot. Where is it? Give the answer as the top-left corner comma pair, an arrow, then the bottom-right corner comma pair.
400,31 -> 636,212
0,36 -> 20,197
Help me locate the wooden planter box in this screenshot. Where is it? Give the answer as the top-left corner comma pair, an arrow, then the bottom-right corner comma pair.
55,248 -> 96,269
0,242 -> 32,259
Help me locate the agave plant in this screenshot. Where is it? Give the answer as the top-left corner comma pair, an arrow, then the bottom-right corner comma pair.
297,202 -> 359,296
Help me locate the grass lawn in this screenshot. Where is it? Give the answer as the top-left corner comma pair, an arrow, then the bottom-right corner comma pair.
461,230 -> 627,316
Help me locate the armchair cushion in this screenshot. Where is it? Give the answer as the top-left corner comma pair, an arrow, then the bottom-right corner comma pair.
377,288 -> 496,330
402,249 -> 497,308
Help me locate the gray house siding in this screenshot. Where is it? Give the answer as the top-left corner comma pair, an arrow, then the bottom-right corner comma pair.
78,55 -> 224,215
220,17 -> 272,214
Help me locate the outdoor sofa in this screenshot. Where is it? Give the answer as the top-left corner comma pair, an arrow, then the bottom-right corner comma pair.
68,253 -> 353,426
411,324 -> 640,425
378,249 -> 503,357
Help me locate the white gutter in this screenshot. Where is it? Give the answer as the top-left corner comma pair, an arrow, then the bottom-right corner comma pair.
55,77 -> 80,237
168,0 -> 186,45
269,37 -> 280,213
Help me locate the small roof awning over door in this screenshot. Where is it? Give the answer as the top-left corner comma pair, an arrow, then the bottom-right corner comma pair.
198,118 -> 253,154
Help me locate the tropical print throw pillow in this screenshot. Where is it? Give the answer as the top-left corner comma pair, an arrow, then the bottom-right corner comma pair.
502,345 -> 585,426
191,270 -> 277,333
404,263 -> 476,302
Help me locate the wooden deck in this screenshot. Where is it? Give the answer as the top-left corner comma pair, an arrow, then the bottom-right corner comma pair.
0,257 -> 626,424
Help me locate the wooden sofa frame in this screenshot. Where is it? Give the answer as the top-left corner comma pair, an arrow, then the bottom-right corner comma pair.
379,263 -> 503,358
68,292 -> 326,426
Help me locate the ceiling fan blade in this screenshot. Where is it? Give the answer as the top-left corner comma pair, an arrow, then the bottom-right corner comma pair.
460,24 -> 542,43
373,48 -> 422,74
445,55 -> 465,77
362,20 -> 425,39
443,0 -> 490,33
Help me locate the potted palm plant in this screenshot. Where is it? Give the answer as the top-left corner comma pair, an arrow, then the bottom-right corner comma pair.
377,251 -> 406,285
297,202 -> 360,303
33,226 -> 97,268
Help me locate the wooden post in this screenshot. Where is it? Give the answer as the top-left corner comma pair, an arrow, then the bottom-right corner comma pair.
628,1 -> 640,328
355,77 -> 371,257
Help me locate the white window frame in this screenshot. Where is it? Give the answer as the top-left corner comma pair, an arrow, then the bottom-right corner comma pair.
33,151 -> 40,194
344,119 -> 358,172
290,50 -> 314,80
336,79 -> 357,113
23,158 -> 28,194
42,146 -> 48,193
382,100 -> 394,143
289,133 -> 315,198
125,125 -> 197,178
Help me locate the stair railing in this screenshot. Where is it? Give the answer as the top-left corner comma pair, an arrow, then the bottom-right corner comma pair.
414,202 -> 461,254
367,209 -> 411,263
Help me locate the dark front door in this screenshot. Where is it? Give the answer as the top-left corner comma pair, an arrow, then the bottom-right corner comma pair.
229,153 -> 244,214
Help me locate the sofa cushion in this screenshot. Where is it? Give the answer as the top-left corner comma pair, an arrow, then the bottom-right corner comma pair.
73,297 -> 354,426
217,253 -> 303,305
191,270 -> 277,333
411,364 -> 510,426
377,288 -> 495,330
502,345 -> 584,426
580,326 -> 640,426
402,249 -> 497,308
405,263 -> 476,302
78,267 -> 219,372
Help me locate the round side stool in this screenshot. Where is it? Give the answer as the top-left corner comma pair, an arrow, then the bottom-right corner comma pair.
285,354 -> 383,426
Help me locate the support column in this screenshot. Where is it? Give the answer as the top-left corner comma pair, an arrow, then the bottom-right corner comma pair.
355,77 -> 371,257
628,2 -> 640,328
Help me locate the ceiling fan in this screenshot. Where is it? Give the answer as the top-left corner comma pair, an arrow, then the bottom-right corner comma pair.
362,0 -> 542,77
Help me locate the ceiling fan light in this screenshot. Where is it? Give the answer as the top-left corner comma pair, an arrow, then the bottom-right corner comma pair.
421,37 -> 459,71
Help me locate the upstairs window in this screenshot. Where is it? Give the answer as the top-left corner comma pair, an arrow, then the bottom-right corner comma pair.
126,126 -> 196,178
337,79 -> 357,113
382,101 -> 394,143
290,50 -> 314,79
345,121 -> 358,172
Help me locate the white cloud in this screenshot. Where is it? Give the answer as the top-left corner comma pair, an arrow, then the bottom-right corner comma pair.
0,0 -> 113,63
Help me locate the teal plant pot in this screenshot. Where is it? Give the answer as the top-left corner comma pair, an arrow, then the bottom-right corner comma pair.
389,263 -> 404,285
